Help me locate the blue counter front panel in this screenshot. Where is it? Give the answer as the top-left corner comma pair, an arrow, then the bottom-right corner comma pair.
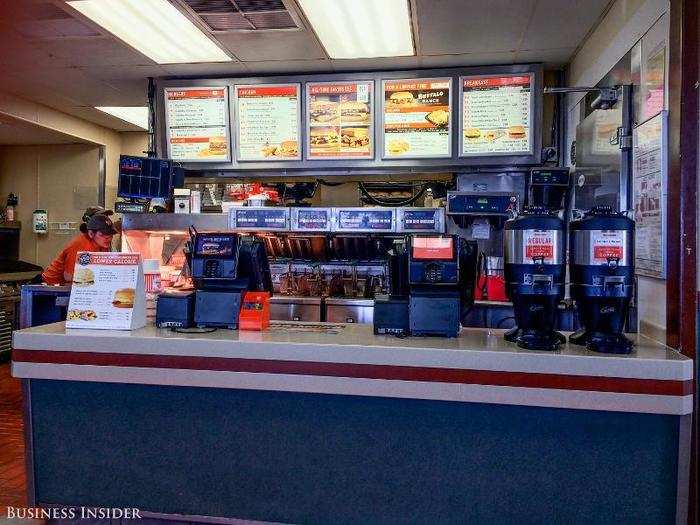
29,379 -> 679,524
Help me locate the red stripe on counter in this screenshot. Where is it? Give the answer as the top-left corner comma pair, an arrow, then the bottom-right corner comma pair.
12,349 -> 693,396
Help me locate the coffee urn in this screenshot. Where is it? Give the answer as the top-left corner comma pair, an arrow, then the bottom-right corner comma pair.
504,206 -> 566,350
569,206 -> 635,353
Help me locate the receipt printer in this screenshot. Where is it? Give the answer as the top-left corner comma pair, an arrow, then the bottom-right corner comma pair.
156,291 -> 195,328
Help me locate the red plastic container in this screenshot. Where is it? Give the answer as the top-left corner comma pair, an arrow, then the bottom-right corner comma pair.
239,291 -> 271,331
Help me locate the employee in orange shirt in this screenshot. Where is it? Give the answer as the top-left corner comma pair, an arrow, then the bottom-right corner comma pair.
42,211 -> 117,286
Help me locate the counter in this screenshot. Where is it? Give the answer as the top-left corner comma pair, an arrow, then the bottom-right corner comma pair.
12,323 -> 692,523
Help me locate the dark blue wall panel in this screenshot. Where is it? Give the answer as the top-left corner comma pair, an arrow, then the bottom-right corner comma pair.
29,379 -> 679,524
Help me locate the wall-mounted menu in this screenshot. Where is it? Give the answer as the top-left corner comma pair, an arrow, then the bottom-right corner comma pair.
460,75 -> 532,156
306,81 -> 373,160
235,84 -> 300,161
165,87 -> 230,162
382,78 -> 451,158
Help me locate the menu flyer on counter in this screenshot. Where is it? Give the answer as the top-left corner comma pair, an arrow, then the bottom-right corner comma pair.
382,78 -> 451,158
460,75 -> 531,156
633,111 -> 667,278
235,84 -> 300,161
165,87 -> 230,162
66,252 -> 146,330
306,81 -> 373,159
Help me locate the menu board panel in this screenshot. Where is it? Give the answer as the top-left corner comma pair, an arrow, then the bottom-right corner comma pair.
382,78 -> 452,158
305,81 -> 374,160
165,87 -> 230,162
235,84 -> 301,161
459,74 -> 532,156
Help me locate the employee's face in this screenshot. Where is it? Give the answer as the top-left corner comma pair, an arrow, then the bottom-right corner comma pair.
89,230 -> 113,249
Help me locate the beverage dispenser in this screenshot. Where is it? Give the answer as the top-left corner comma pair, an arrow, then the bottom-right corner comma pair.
569,206 -> 635,353
504,206 -> 566,350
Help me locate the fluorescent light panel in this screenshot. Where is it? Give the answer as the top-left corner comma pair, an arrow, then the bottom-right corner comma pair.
297,0 -> 413,59
96,107 -> 149,129
67,0 -> 231,64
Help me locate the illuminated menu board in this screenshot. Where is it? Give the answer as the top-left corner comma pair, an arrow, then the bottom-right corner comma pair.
460,74 -> 532,156
382,78 -> 452,158
305,81 -> 374,160
235,84 -> 301,161
164,87 -> 230,162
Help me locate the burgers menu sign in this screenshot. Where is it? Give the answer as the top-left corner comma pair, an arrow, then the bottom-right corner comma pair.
165,87 -> 230,162
235,84 -> 301,161
305,81 -> 373,159
382,78 -> 452,158
460,74 -> 532,156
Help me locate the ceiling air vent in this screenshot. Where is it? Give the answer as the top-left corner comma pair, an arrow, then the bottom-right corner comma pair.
16,2 -> 101,39
180,0 -> 300,31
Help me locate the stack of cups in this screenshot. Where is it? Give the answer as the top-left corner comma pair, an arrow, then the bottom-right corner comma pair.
143,259 -> 162,322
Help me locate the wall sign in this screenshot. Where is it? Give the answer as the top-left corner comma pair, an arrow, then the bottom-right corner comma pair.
235,84 -> 301,161
305,81 -> 374,160
381,78 -> 452,158
164,87 -> 230,162
632,111 -> 667,278
459,74 -> 532,156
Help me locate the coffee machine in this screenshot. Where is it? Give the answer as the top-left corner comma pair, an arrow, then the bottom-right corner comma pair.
504,207 -> 566,350
569,206 -> 635,353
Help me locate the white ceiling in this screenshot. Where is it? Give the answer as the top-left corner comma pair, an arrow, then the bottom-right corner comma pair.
0,0 -> 612,136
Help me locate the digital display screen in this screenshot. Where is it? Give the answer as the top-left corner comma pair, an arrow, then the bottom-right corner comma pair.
195,235 -> 237,256
412,237 -> 454,260
234,209 -> 287,229
297,209 -> 329,230
402,210 -> 437,230
337,210 -> 393,231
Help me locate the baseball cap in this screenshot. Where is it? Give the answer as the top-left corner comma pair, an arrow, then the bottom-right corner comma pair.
82,206 -> 113,223
86,214 -> 117,235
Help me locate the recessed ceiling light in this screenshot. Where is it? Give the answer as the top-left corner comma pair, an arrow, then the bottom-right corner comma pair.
297,0 -> 414,59
96,107 -> 149,130
66,0 -> 231,64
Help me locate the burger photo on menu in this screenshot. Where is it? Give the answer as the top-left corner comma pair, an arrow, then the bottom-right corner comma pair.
276,140 -> 299,157
388,91 -> 415,106
198,136 -> 227,158
309,99 -> 339,124
309,127 -> 340,150
72,268 -> 95,286
339,101 -> 369,123
112,288 -> 135,309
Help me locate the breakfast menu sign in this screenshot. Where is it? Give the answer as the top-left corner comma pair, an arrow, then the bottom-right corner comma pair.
382,78 -> 452,158
235,84 -> 301,161
305,81 -> 374,159
66,252 -> 146,330
460,75 -> 532,156
165,87 -> 230,162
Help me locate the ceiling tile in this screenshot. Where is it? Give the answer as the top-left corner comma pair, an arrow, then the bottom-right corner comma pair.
244,59 -> 332,74
415,0 -> 536,54
0,28 -> 71,67
216,30 -> 325,61
520,0 -> 611,50
160,62 -> 248,77
514,48 -> 577,67
418,52 -> 518,68
331,57 -> 421,72
33,38 -> 156,67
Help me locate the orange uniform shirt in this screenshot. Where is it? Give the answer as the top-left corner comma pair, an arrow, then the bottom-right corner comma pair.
42,233 -> 107,286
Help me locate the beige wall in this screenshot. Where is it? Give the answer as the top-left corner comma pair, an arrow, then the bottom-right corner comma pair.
0,144 -> 100,266
0,88 -> 149,266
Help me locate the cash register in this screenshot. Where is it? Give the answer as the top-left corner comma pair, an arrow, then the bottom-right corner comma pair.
408,235 -> 462,338
157,229 -> 272,329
